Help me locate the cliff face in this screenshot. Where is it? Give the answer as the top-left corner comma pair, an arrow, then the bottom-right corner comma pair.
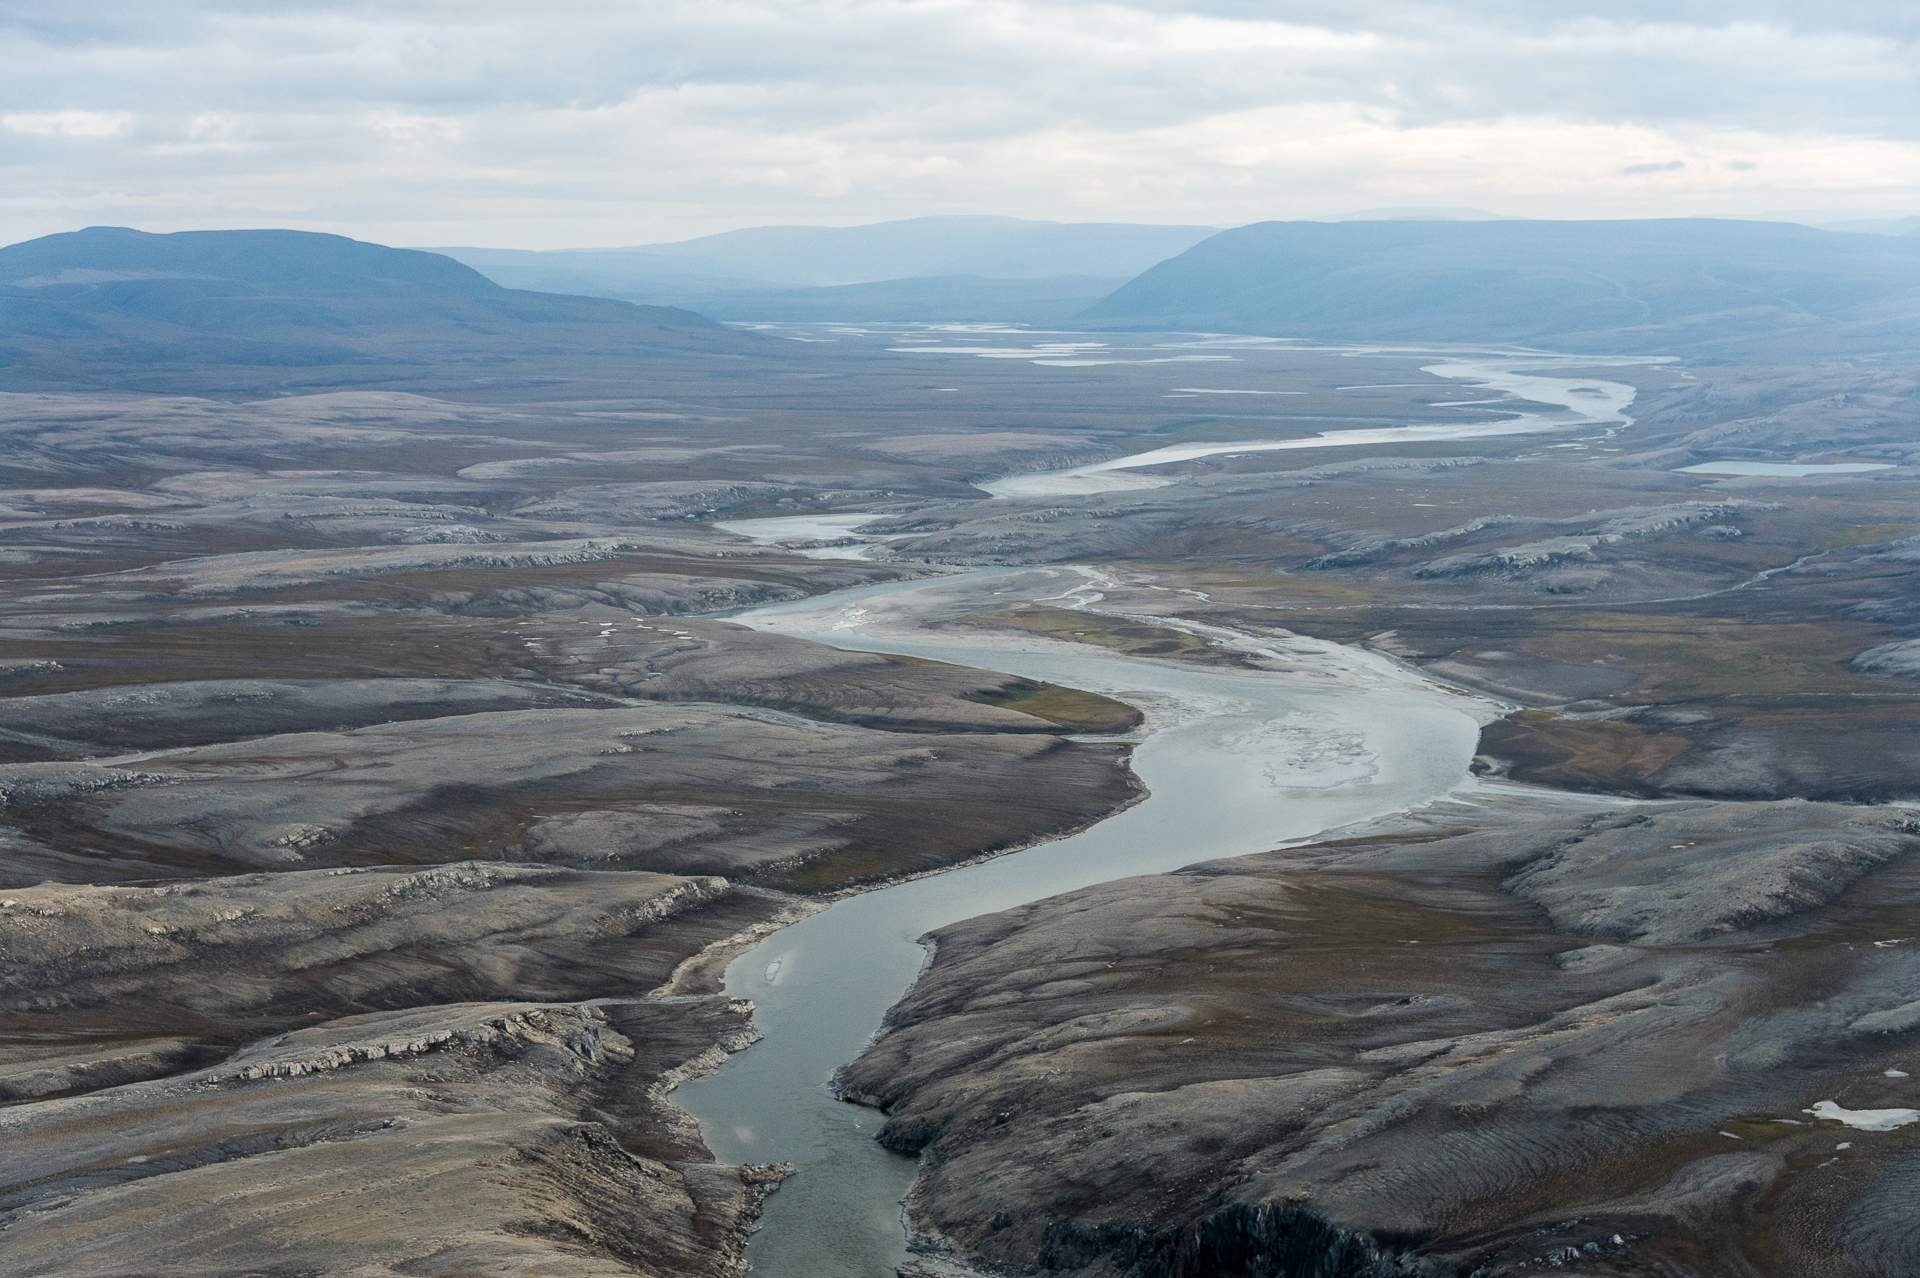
843,801 -> 1920,1278
0,858 -> 796,1276
0,997 -> 779,1277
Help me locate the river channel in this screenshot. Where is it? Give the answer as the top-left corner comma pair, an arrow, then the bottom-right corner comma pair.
676,348 -> 1640,1276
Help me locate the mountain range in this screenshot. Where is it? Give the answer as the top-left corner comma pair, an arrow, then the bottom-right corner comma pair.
6,215 -> 1920,395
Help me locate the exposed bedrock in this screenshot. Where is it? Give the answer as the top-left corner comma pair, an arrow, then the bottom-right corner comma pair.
0,997 -> 778,1278
0,860 -> 775,1099
1852,639 -> 1920,680
842,801 -> 1920,1278
0,675 -> 622,761
0,851 -> 803,1276
0,620 -> 1137,761
0,700 -> 1137,891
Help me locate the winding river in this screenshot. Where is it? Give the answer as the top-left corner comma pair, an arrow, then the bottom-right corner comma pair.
677,349 -> 1642,1277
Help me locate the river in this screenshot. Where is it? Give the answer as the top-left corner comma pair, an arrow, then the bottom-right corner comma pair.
674,348 -> 1640,1276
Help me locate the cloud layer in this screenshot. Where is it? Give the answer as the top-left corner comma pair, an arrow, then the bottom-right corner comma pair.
2,1 -> 1917,246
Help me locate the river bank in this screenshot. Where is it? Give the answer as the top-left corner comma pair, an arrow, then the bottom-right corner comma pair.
672,567 -> 1494,1276
674,350 -> 1654,1276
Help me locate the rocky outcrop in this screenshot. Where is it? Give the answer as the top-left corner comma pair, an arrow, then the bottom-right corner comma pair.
843,800 -> 1920,1278
0,701 -> 1136,890
0,998 -> 775,1278
1412,502 -> 1745,579
1853,638 -> 1920,679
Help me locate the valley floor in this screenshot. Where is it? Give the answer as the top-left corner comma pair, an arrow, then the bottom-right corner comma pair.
2,327 -> 1918,1276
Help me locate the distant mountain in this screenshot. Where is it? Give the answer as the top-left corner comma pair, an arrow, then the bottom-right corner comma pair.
675,274 -> 1127,325
432,245 -> 775,295
0,227 -> 753,394
623,215 -> 1219,286
1334,207 -> 1509,222
1819,215 -> 1920,237
1082,218 -> 1920,357
433,252 -> 1123,325
434,217 -> 1218,319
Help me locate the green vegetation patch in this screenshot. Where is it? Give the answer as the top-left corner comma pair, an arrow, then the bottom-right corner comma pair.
1480,709 -> 1691,794
968,679 -> 1142,734
980,605 -> 1238,665
1820,522 -> 1920,550
1533,612 -> 1885,699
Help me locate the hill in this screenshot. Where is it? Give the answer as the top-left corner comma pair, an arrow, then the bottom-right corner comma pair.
1082,218 -> 1920,357
0,227 -> 756,394
1821,214 -> 1920,237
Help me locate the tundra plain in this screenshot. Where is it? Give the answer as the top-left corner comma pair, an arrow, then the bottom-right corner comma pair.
3,309 -> 1919,1278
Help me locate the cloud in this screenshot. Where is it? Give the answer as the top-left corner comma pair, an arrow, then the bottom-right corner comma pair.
0,2 -> 1916,246
1,110 -> 132,138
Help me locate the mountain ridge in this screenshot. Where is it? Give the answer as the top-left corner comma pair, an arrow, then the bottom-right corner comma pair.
0,226 -> 754,395
1079,217 -> 1920,358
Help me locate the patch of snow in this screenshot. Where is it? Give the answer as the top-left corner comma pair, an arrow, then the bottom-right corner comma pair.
1806,1101 -> 1920,1132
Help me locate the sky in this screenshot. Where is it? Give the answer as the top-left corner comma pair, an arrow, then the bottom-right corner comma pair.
2,1 -> 1918,249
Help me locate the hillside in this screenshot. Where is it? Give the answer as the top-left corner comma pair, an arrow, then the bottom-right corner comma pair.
0,227 -> 756,394
1822,214 -> 1920,237
1082,218 -> 1920,357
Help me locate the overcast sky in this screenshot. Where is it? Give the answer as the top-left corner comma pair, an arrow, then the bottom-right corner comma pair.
3,1 -> 1917,248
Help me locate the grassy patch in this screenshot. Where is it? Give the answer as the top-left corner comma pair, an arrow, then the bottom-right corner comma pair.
1474,710 -> 1689,790
1480,709 -> 1691,793
1820,522 -> 1920,550
979,605 -> 1236,665
969,680 -> 1141,734
1134,562 -> 1370,602
1532,613 -> 1884,699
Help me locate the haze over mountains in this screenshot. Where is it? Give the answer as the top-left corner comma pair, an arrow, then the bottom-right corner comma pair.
440,215 -> 1217,286
435,215 -> 1218,325
1822,214 -> 1920,237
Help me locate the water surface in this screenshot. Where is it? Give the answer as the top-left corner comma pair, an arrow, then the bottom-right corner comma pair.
681,340 -> 1648,1276
1680,460 -> 1894,477
674,570 -> 1486,1277
981,355 -> 1641,498
710,513 -> 889,559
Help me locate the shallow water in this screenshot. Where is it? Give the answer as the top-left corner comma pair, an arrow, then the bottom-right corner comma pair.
710,513 -> 889,560
673,570 -> 1486,1277
1680,460 -> 1895,477
980,354 -> 1641,498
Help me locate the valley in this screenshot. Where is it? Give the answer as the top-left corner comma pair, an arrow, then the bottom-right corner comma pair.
2,228 -> 1918,1278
